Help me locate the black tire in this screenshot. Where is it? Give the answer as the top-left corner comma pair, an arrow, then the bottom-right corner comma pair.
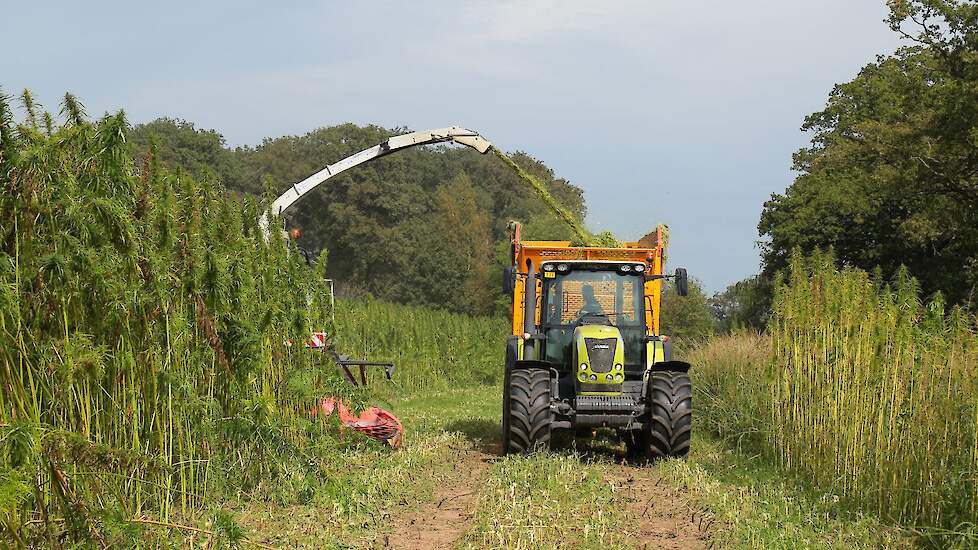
635,371 -> 692,460
501,342 -> 517,455
504,368 -> 552,453
502,367 -> 513,455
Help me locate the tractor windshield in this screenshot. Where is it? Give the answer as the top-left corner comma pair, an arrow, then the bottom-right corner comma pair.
540,265 -> 645,366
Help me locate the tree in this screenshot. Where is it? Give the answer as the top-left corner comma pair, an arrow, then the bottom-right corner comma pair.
759,0 -> 978,305
710,275 -> 771,333
411,174 -> 496,314
128,118 -> 246,189
661,279 -> 715,353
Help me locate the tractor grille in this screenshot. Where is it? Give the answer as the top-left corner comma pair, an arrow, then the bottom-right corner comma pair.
585,337 -> 617,373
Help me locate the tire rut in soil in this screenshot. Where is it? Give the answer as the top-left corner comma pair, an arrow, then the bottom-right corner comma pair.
379,448 -> 492,550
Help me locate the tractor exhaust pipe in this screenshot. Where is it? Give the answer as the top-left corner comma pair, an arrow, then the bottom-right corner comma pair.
523,260 -> 537,361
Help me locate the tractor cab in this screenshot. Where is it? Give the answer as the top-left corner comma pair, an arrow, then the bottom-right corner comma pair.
502,223 -> 692,460
539,261 -> 646,394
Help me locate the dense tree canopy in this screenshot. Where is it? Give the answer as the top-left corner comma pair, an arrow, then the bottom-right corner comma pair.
129,120 -> 586,315
760,0 -> 978,305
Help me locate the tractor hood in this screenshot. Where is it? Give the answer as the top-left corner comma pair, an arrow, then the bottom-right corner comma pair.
573,324 -> 625,395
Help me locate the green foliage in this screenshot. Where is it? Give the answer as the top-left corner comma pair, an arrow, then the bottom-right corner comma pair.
690,249 -> 978,545
332,298 -> 506,391
128,118 -> 246,191
0,92 -> 513,545
709,275 -> 772,333
491,148 -> 595,246
0,92 -> 378,545
409,173 -> 498,315
130,120 -> 589,315
760,1 -> 978,306
661,279 -> 716,354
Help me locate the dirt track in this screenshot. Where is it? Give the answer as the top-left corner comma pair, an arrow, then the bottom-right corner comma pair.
612,464 -> 707,550
380,444 -> 706,550
381,447 -> 493,549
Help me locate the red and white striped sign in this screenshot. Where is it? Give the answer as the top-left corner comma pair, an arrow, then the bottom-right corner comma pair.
285,331 -> 330,349
305,332 -> 329,348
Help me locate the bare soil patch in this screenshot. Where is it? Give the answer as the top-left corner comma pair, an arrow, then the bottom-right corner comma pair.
377,447 -> 495,550
611,463 -> 710,550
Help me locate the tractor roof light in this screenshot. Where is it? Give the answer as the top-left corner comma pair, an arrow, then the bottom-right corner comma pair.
542,264 -> 556,272
634,264 -> 646,273
619,264 -> 632,272
556,263 -> 569,272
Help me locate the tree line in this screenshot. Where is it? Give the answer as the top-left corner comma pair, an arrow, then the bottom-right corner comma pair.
128,120 -> 585,317
719,0 -> 978,330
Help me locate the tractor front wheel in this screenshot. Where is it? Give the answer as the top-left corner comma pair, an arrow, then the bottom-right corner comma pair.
504,368 -> 552,453
631,371 -> 692,461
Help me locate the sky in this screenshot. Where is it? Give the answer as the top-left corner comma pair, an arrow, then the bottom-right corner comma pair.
2,1 -> 903,292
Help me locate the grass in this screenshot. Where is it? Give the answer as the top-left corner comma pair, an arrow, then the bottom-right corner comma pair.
687,250 -> 978,544
332,298 -> 506,392
461,452 -> 633,550
230,385 -> 500,549
658,435 -> 911,549
0,93 -> 360,546
771,252 -> 978,532
435,384 -> 899,550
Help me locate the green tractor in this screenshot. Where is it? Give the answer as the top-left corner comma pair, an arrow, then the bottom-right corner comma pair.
501,224 -> 692,460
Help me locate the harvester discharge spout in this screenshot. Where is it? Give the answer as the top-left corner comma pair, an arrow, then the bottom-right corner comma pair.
260,126 -> 493,237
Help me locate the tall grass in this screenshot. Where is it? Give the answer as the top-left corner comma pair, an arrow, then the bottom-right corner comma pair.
0,92 -> 346,543
692,249 -> 978,538
333,298 -> 505,391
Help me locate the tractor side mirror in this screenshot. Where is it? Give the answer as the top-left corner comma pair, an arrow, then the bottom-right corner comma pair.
675,267 -> 689,297
502,266 -> 517,295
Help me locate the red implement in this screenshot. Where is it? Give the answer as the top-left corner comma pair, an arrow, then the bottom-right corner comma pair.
314,397 -> 403,448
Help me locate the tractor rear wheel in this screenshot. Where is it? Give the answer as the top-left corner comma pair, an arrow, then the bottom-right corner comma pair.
632,371 -> 692,460
504,368 -> 551,453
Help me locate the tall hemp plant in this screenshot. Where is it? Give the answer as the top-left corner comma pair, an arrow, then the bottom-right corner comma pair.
0,90 -> 344,546
769,248 -> 978,533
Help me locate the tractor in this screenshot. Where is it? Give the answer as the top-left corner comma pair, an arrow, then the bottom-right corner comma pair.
501,223 -> 693,459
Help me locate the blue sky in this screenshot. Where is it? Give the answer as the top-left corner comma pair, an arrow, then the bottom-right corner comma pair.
3,1 -> 902,292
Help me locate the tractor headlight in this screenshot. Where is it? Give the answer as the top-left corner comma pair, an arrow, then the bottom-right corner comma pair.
557,263 -> 569,272
615,374 -> 623,382
578,373 -> 587,382
634,264 -> 646,273
589,374 -> 597,382
605,374 -> 613,381
580,363 -> 587,371
543,264 -> 555,272
615,363 -> 623,371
